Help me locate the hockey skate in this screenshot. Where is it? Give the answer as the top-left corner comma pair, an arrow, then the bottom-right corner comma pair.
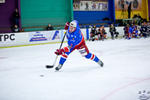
98,60 -> 104,67
55,64 -> 63,71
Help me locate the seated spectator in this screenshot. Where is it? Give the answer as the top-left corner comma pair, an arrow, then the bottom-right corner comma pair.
128,24 -> 133,39
123,24 -> 130,39
90,25 -> 97,41
103,27 -> 107,39
12,24 -> 19,32
99,25 -> 107,41
128,24 -> 139,39
20,28 -> 24,32
132,24 -> 138,38
147,22 -> 150,37
140,22 -> 148,38
46,24 -> 54,30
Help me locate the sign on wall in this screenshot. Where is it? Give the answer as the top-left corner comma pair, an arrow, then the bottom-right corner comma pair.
0,0 -> 5,3
115,0 -> 142,11
0,34 -> 15,42
73,0 -> 108,11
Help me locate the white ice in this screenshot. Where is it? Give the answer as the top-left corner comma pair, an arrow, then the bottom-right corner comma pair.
0,38 -> 150,100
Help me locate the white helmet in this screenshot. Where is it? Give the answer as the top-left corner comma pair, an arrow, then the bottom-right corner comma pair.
69,20 -> 77,28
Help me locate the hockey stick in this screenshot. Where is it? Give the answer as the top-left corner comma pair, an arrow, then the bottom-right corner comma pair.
46,31 -> 67,68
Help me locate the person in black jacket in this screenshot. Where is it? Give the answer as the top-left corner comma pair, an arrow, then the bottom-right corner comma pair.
90,25 -> 97,41
13,8 -> 20,26
123,24 -> 129,39
147,22 -> 150,37
109,24 -> 115,39
140,22 -> 147,38
109,24 -> 119,39
12,24 -> 19,32
46,24 -> 54,30
128,2 -> 132,19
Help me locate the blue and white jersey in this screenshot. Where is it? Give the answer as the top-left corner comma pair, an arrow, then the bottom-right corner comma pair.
129,25 -> 138,34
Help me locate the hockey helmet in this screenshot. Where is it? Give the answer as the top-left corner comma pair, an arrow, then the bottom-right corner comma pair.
69,20 -> 77,33
69,21 -> 77,28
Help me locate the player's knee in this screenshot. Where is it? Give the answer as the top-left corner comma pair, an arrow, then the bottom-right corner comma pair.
85,53 -> 92,59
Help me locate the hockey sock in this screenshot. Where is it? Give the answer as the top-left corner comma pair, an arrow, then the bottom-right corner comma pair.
59,52 -> 70,65
59,57 -> 66,65
85,53 -> 99,62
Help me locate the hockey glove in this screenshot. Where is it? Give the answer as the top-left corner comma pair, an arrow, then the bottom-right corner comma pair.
64,22 -> 70,30
55,49 -> 65,55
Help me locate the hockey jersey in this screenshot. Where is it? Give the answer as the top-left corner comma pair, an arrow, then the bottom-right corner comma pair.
66,20 -> 84,51
129,25 -> 138,34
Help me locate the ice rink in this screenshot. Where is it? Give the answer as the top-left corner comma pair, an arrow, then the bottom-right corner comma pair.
0,38 -> 150,100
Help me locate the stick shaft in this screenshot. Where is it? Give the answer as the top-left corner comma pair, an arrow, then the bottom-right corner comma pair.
52,31 -> 67,67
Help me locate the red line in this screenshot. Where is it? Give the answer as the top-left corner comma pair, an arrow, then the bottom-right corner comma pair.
101,77 -> 150,100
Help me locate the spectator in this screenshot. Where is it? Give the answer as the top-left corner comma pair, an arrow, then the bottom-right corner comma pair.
123,24 -> 130,39
147,22 -> 150,37
128,24 -> 134,39
128,2 -> 132,19
46,24 -> 54,30
13,8 -> 20,26
99,25 -> 106,41
90,25 -> 97,41
12,24 -> 19,32
103,27 -> 107,39
140,22 -> 148,38
109,24 -> 116,39
132,24 -> 138,38
20,28 -> 24,32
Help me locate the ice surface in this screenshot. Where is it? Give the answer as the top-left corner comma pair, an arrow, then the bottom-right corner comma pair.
0,38 -> 150,100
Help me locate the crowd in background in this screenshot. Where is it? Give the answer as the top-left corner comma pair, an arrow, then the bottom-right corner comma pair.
89,24 -> 119,41
90,25 -> 107,41
123,21 -> 150,39
89,21 -> 150,41
10,8 -> 150,41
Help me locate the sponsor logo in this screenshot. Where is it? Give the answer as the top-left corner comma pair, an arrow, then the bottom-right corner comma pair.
0,34 -> 15,42
138,90 -> 150,100
52,31 -> 60,40
29,32 -> 47,42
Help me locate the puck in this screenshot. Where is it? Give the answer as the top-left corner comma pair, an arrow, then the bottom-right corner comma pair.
40,75 -> 44,77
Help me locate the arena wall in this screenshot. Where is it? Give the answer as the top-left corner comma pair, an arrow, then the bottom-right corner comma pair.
20,0 -> 73,31
73,0 -> 115,24
0,27 -> 124,48
0,0 -> 19,33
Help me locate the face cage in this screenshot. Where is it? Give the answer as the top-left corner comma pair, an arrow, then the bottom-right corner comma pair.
69,26 -> 76,33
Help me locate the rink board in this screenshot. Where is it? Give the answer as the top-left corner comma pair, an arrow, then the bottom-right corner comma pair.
0,27 -> 124,47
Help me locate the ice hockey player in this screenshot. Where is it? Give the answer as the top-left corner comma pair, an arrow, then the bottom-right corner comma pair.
129,24 -> 138,39
131,24 -> 138,38
123,24 -> 129,39
90,25 -> 97,41
140,22 -> 148,38
54,20 -> 104,71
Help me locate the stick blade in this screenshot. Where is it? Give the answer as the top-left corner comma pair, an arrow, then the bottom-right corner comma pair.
46,65 -> 54,68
